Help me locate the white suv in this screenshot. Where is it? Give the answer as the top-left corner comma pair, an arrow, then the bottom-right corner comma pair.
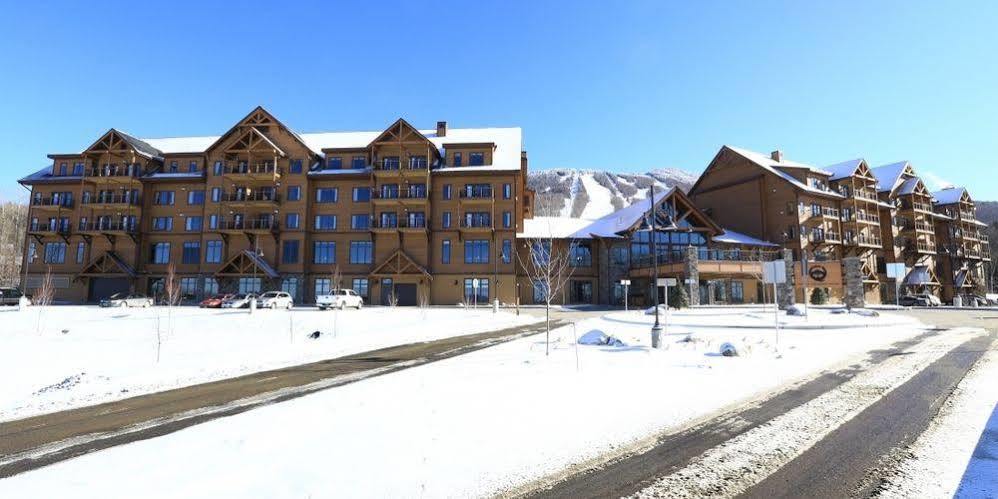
257,291 -> 294,309
317,289 -> 363,310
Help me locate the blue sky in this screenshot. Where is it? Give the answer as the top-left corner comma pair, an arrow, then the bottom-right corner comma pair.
2,0 -> 997,200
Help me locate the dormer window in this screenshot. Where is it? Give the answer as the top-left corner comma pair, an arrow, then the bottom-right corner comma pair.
327,157 -> 342,170
351,156 -> 365,169
469,152 -> 485,166
169,161 -> 178,173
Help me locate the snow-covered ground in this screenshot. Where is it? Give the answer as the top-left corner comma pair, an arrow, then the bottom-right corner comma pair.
0,305 -> 539,422
0,308 -> 930,498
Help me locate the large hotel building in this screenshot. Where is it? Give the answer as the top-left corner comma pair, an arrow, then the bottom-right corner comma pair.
18,108 -> 992,307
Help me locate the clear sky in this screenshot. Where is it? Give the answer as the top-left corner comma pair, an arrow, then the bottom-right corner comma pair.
2,0 -> 997,201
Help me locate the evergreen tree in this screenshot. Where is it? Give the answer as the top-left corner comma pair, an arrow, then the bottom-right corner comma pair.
810,287 -> 828,305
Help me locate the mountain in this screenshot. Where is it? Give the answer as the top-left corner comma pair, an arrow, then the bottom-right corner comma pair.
527,168 -> 698,219
975,201 -> 998,225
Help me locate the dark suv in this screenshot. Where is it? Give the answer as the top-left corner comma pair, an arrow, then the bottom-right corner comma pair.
0,288 -> 25,306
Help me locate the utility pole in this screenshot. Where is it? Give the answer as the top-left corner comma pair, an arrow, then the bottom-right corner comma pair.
650,185 -> 662,348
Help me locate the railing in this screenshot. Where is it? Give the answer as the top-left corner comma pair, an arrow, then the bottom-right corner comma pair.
222,191 -> 280,203
980,234 -> 990,244
810,231 -> 841,243
78,221 -> 136,232
29,223 -> 71,234
216,219 -> 278,231
915,241 -> 936,253
960,210 -> 975,220
857,234 -> 883,246
82,194 -> 140,206
821,207 -> 840,218
31,197 -> 74,208
87,164 -> 141,178
223,162 -> 279,176
631,248 -> 780,268
854,190 -> 879,201
459,190 -> 493,200
371,219 -> 429,229
912,201 -> 933,212
461,218 -> 493,229
371,190 -> 427,200
856,212 -> 880,223
916,221 -> 933,232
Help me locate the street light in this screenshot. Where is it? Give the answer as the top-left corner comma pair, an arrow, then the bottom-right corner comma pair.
642,184 -> 678,348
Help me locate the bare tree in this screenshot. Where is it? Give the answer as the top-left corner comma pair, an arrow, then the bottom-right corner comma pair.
34,267 -> 56,335
330,264 -> 342,292
418,290 -> 430,320
516,222 -> 576,356
387,291 -> 399,308
163,263 -> 182,306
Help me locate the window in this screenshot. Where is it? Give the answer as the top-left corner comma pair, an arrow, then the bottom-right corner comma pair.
206,240 -> 223,263
464,212 -> 491,228
316,188 -> 338,203
571,242 -> 592,267
453,152 -> 462,167
28,241 -> 37,263
731,281 -> 745,303
169,161 -> 179,173
469,152 -> 484,166
286,213 -> 300,229
407,211 -> 426,228
185,216 -> 202,231
59,163 -> 67,176
570,281 -> 593,303
282,240 -> 300,264
313,241 -> 336,264
287,186 -> 301,201
463,278 -> 489,303
290,159 -> 303,174
442,239 -> 451,264
239,277 -> 261,294
352,187 -> 370,202
502,239 -> 512,264
72,162 -> 84,176
352,278 -> 369,297
503,183 -> 512,199
810,203 -> 820,217
463,183 -> 492,199
213,161 -> 223,176
151,242 -> 171,264
154,191 -> 175,205
443,184 -> 452,199
182,241 -> 200,264
282,277 -> 299,300
204,277 -> 219,295
76,242 -> 86,264
349,241 -> 373,264
503,211 -> 512,228
314,215 -> 337,231
327,157 -> 342,169
382,156 -> 400,169
351,156 -> 366,169
611,246 -> 629,265
152,217 -> 173,231
314,278 -> 331,297
209,215 -> 219,230
188,161 -> 198,173
380,184 -> 399,199
442,212 -> 451,228
464,240 -> 490,263
379,212 -> 398,228
180,277 -> 198,298
43,242 -> 66,264
409,155 -> 427,169
351,214 -> 370,230
211,187 -> 221,202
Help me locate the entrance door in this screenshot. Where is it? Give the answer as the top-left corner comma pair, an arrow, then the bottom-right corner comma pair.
394,283 -> 418,306
88,277 -> 129,302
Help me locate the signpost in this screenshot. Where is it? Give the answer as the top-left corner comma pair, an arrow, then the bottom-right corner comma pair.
763,260 -> 787,348
472,278 -> 480,309
885,263 -> 907,306
620,279 -> 631,311
657,277 -> 678,327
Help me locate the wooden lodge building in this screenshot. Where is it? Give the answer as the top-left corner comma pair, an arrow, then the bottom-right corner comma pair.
18,111 -> 991,307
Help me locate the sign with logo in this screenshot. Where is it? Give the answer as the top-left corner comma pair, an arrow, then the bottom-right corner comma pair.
808,264 -> 828,282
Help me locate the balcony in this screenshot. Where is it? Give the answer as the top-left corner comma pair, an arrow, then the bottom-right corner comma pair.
371,189 -> 428,205
459,190 -> 494,204
959,210 -> 976,220
85,164 -> 141,183
78,221 -> 136,234
221,191 -> 280,207
854,190 -> 879,202
809,231 -> 841,244
81,194 -> 141,209
856,212 -> 880,224
28,223 -> 72,235
460,219 -> 493,233
980,234 -> 990,245
913,241 -> 936,254
821,207 -> 840,219
912,201 -> 934,213
222,162 -> 280,181
372,158 -> 429,177
214,218 -> 278,234
30,197 -> 74,211
857,234 -> 883,247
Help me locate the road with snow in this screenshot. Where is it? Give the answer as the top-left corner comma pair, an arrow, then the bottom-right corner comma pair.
0,318 -> 562,478
527,309 -> 998,499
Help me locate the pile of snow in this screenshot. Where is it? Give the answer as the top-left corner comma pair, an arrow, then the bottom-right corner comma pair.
577,329 -> 626,347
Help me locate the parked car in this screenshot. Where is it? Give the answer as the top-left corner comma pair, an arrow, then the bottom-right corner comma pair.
317,289 -> 364,310
898,294 -> 940,307
0,287 -> 25,306
100,293 -> 153,308
921,293 -> 942,306
199,294 -> 234,308
221,293 -> 258,308
257,291 -> 294,309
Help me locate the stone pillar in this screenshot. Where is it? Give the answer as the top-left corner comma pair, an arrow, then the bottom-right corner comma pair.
777,248 -> 797,310
685,245 -> 700,306
843,257 -> 866,308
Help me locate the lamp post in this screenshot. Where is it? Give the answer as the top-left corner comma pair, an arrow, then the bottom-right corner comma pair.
648,185 -> 678,348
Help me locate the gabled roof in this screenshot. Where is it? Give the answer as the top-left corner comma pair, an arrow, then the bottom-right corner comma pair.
713,229 -> 780,247
215,250 -> 279,278
18,165 -> 81,185
576,189 -> 671,238
896,177 -> 926,196
517,217 -> 597,239
370,249 -> 431,278
871,161 -> 913,193
823,159 -> 865,181
903,265 -> 940,286
203,106 -> 318,158
78,251 -> 136,277
693,146 -> 844,199
931,187 -> 969,205
78,129 -> 165,161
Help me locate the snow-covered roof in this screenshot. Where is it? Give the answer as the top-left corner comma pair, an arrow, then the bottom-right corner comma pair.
931,187 -> 967,205
713,229 -> 780,247
823,159 -> 864,181
139,136 -> 219,154
517,216 -> 596,239
903,265 -> 934,286
871,161 -> 910,193
725,146 -> 843,199
895,177 -> 922,196
575,190 -> 672,238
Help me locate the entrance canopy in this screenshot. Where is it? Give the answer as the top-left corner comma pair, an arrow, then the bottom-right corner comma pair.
215,250 -> 279,278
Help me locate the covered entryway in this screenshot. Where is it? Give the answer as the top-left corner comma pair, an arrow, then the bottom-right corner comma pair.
88,277 -> 129,302
370,249 -> 432,306
394,283 -> 418,306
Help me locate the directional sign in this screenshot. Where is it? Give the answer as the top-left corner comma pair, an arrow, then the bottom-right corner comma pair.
885,263 -> 907,280
619,279 -> 631,285
762,260 -> 787,284
657,278 -> 678,286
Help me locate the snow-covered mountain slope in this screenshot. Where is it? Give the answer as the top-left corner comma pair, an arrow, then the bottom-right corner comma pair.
527,168 -> 698,218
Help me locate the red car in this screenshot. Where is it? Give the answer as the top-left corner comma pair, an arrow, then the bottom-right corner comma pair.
199,294 -> 233,308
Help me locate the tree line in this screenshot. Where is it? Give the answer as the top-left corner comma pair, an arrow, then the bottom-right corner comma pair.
0,202 -> 28,287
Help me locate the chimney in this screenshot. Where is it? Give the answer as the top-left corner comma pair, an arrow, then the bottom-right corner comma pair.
770,150 -> 783,162
436,121 -> 447,137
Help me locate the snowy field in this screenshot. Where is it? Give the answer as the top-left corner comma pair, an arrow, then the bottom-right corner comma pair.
0,308 -> 932,498
0,305 -> 539,422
